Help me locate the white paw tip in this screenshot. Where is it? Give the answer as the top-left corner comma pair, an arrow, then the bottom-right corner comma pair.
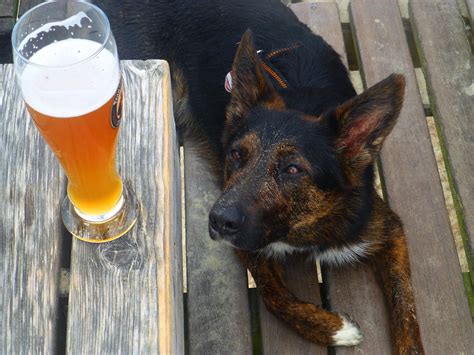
332,315 -> 364,346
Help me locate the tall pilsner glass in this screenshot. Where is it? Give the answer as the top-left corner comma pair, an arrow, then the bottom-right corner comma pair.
12,1 -> 139,243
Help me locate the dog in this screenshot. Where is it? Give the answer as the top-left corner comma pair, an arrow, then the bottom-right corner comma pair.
102,0 -> 424,352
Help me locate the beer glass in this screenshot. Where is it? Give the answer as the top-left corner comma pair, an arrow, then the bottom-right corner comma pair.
12,1 -> 139,243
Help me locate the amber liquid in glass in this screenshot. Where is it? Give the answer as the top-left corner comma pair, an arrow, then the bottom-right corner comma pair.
27,92 -> 123,217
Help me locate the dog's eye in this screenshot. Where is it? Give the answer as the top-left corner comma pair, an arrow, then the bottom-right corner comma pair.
284,164 -> 302,175
230,149 -> 241,161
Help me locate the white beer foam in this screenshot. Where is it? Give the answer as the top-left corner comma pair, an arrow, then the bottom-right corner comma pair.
18,11 -> 92,52
21,38 -> 120,118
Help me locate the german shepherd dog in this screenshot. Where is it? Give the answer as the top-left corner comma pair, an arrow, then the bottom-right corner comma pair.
104,0 -> 424,352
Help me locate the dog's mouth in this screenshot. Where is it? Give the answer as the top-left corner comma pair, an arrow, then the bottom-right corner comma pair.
208,222 -> 224,241
208,216 -> 267,251
208,222 -> 246,250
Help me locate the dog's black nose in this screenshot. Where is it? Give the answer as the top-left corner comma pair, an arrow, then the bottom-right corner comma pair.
209,204 -> 245,238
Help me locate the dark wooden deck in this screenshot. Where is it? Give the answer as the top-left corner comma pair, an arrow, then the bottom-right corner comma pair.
1,0 -> 474,354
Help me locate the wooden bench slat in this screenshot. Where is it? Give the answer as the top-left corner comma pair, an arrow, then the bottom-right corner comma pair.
256,5 -> 334,354
256,4 -> 353,354
291,2 -> 348,68
66,60 -> 184,354
183,143 -> 253,354
329,265 -> 392,354
258,256 -> 325,355
350,0 -> 474,352
410,0 -> 474,278
292,3 -> 393,354
0,64 -> 63,354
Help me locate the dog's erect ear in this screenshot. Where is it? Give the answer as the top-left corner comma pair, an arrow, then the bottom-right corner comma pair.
331,74 -> 405,179
226,30 -> 284,122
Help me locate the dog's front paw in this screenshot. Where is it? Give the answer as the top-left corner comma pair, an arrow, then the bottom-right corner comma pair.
332,314 -> 363,346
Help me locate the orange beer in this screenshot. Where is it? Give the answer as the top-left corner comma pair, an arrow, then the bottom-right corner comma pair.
20,38 -> 124,218
27,90 -> 123,216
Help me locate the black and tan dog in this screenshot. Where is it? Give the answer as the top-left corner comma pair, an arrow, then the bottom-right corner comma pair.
103,0 -> 424,352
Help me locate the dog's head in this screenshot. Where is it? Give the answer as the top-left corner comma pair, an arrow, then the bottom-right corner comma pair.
209,31 -> 405,251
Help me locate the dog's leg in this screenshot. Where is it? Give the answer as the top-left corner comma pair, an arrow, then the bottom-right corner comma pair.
372,223 -> 424,355
236,250 -> 363,347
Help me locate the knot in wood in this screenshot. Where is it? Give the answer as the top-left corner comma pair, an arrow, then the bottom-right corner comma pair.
98,237 -> 143,271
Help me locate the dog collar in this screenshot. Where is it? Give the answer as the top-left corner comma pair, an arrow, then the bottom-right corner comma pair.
225,42 -> 301,93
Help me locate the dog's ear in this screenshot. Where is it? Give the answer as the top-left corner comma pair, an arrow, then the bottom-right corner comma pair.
330,74 -> 405,182
226,30 -> 284,123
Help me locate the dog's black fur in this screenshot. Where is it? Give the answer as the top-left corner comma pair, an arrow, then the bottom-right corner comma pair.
101,0 -> 367,250
98,1 -> 423,352
101,0 -> 355,154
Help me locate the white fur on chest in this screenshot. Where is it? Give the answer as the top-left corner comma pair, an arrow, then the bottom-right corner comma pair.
263,241 -> 371,266
263,241 -> 303,259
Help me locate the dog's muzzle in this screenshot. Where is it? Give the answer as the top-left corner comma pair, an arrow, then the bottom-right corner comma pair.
208,203 -> 245,240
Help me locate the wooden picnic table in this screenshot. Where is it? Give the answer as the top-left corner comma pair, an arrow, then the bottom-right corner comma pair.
1,0 -> 474,354
1,60 -> 184,353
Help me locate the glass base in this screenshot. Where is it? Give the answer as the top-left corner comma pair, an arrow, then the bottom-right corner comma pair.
61,183 -> 139,243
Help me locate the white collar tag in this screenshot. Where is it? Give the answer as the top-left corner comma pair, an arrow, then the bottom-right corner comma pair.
224,71 -> 233,93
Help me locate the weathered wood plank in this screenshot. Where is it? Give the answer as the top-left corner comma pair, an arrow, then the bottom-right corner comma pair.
256,4 -> 336,354
350,0 -> 474,353
0,64 -> 63,354
257,3 -> 336,354
256,4 -> 348,354
291,3 -> 393,354
66,60 -> 184,354
258,256 -> 324,355
291,2 -> 347,68
410,0 -> 474,278
183,142 -> 253,354
329,264 -> 392,354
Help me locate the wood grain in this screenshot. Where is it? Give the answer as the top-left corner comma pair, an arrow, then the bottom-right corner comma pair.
183,142 -> 253,355
0,64 -> 64,353
410,0 -> 474,275
292,3 -> 393,354
350,0 -> 474,353
66,60 -> 184,354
